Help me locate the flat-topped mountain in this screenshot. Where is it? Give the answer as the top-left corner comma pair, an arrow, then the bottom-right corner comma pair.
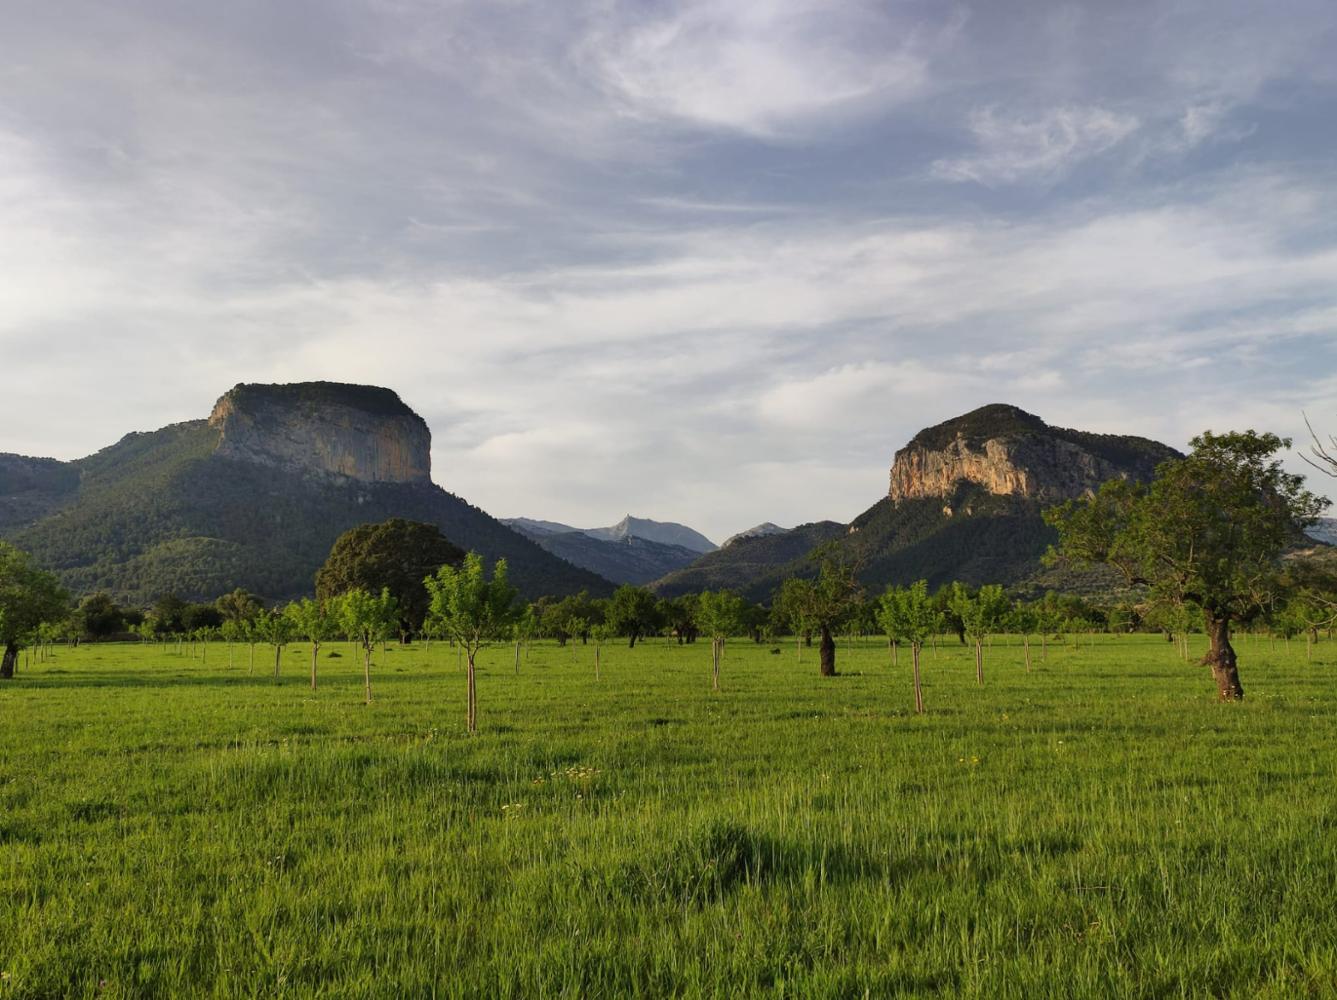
653,404 -> 1180,599
209,382 -> 432,484
0,382 -> 611,603
889,404 -> 1177,505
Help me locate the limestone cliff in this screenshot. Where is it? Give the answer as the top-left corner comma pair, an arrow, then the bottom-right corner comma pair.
208,382 -> 431,485
889,404 -> 1178,505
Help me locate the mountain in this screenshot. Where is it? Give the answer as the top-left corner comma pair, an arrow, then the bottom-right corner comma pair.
502,515 -> 712,585
652,404 -> 1180,601
1306,517 -> 1337,546
583,516 -> 717,553
0,382 -> 612,604
652,521 -> 848,598
723,522 -> 789,547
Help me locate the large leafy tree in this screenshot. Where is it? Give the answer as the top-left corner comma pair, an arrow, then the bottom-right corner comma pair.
1045,430 -> 1327,701
604,584 -> 660,648
316,518 -> 465,637
424,553 -> 520,733
786,548 -> 865,677
0,542 -> 69,679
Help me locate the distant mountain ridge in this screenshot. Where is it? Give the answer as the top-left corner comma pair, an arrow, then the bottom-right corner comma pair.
0,382 -> 612,603
723,523 -> 789,547
502,514 -> 716,585
503,515 -> 717,553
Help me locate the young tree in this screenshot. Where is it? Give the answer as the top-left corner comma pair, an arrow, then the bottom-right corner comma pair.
695,589 -> 745,691
338,588 -> 399,704
255,609 -> 298,679
1046,430 -> 1328,700
286,597 -> 338,690
877,581 -> 941,713
424,553 -> 519,733
589,622 -> 615,680
771,578 -> 816,661
0,542 -> 69,679
512,606 -> 537,674
948,583 -> 1009,685
1009,604 -> 1039,672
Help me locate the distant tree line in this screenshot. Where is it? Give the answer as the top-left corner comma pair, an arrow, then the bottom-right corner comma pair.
3,428 -> 1335,712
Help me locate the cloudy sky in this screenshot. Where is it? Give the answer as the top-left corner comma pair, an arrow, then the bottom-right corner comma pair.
3,0 -> 1336,541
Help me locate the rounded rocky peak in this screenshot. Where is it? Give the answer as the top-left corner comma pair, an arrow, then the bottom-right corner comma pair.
209,381 -> 431,485
906,404 -> 1048,452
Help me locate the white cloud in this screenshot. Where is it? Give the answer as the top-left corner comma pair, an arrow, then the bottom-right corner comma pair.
582,0 -> 953,137
933,105 -> 1140,185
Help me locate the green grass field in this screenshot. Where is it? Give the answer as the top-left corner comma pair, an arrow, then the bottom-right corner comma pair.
2,633 -> 1335,998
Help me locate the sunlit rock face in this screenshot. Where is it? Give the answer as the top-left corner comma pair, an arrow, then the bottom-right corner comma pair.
208,382 -> 432,485
889,404 -> 1178,505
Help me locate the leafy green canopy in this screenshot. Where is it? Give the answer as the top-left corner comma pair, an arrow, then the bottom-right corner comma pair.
1045,431 -> 1328,624
315,518 -> 465,630
695,590 -> 746,640
0,541 -> 69,652
424,553 -> 520,653
877,581 -> 942,647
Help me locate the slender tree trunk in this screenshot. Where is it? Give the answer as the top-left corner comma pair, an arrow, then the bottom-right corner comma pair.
273,645 -> 281,679
249,644 -> 255,674
1023,635 -> 1031,672
1,643 -> 17,679
912,643 -> 924,714
1203,612 -> 1244,701
363,643 -> 373,704
514,641 -> 521,674
974,639 -> 984,686
310,641 -> 319,690
796,633 -> 801,662
711,638 -> 721,690
819,626 -> 836,677
595,643 -> 601,681
466,651 -> 477,732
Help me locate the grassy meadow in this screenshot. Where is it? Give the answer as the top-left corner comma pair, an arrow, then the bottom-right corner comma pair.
2,632 -> 1336,998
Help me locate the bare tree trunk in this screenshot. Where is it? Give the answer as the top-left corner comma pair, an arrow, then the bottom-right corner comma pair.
273,645 -> 281,679
711,638 -> 720,690
249,644 -> 255,674
912,643 -> 924,714
796,633 -> 801,663
0,643 -> 17,679
466,651 -> 477,732
310,641 -> 319,690
974,640 -> 984,686
1022,635 -> 1031,672
819,626 -> 836,677
363,643 -> 373,704
1203,612 -> 1244,701
595,643 -> 601,681
514,641 -> 521,675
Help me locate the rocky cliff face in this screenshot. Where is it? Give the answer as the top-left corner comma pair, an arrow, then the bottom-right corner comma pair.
208,382 -> 432,485
889,404 -> 1178,505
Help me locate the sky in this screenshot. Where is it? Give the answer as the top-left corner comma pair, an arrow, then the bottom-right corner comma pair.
2,0 -> 1336,543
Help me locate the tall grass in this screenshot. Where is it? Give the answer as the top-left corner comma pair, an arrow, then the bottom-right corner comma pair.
1,634 -> 1334,997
